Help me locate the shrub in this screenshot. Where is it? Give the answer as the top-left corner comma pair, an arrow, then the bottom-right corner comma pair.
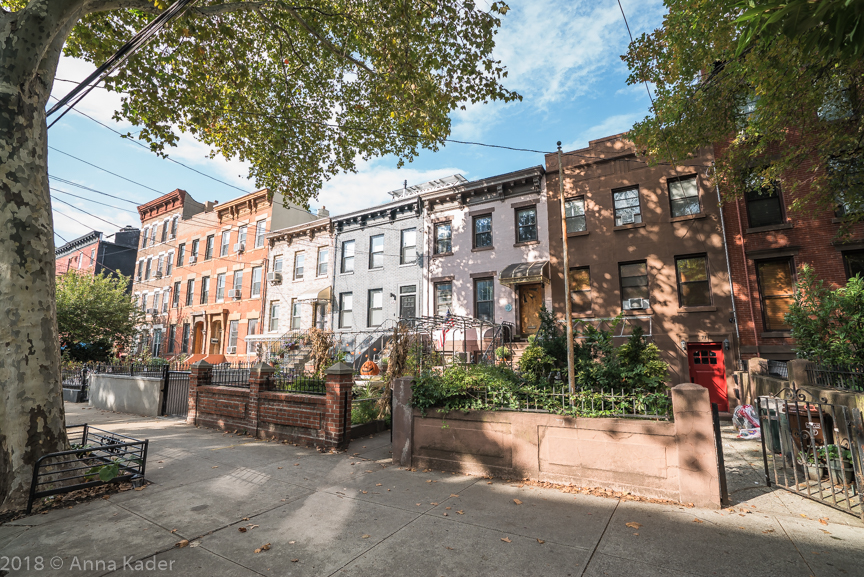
518,342 -> 556,382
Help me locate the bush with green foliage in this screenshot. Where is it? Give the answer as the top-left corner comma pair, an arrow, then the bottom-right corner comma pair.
786,264 -> 864,365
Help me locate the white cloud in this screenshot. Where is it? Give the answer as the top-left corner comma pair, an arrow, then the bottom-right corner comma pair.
560,112 -> 645,151
51,56 -> 129,129
315,159 -> 468,216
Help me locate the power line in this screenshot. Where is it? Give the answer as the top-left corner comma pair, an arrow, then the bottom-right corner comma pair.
49,146 -> 164,194
52,196 -> 124,229
51,188 -> 139,215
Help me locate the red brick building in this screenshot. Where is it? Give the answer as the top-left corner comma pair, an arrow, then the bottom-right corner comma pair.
55,227 -> 140,288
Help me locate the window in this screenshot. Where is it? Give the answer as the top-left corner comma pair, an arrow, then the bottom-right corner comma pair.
221,231 -> 230,257
141,293 -> 148,312
186,279 -> 195,306
152,292 -> 160,312
246,319 -> 259,353
273,255 -> 283,273
339,293 -> 353,328
166,252 -> 173,276
177,244 -> 185,266
172,281 -> 181,307
156,255 -> 164,277
251,266 -> 263,297
145,258 -> 152,280
161,220 -> 168,243
473,215 -> 492,248
756,258 -> 795,331
613,187 -> 642,226
669,176 -> 700,217
317,247 -> 328,276
844,250 -> 864,279
294,252 -> 305,280
90,248 -> 95,266
399,285 -> 416,320
167,325 -> 176,354
162,288 -> 170,313
191,239 -> 199,261
341,240 -> 355,273
170,216 -> 178,239
369,235 -> 384,269
569,267 -> 592,314
676,255 -> 711,307
434,223 -> 452,254
200,276 -> 210,304
233,271 -> 243,297
291,299 -> 302,330
141,227 -> 149,248
564,199 -> 586,233
745,175 -> 784,228
216,273 -> 226,301
269,301 -> 280,331
435,282 -> 452,316
150,226 -> 157,245
474,278 -> 494,322
136,260 -> 144,281
619,261 -> 649,310
368,289 -> 383,326
181,324 -> 190,353
152,329 -> 162,357
77,252 -> 83,269
255,219 -> 266,248
401,229 -> 416,264
228,320 -> 239,351
204,235 -> 214,260
237,225 -> 248,248
516,206 -> 538,242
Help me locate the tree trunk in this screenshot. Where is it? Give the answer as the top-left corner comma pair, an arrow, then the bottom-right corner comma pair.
0,3 -> 78,513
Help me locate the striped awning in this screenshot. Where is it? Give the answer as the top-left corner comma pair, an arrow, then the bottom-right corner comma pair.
499,261 -> 550,286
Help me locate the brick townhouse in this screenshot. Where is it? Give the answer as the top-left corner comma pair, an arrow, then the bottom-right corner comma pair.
55,226 -> 140,289
546,135 -> 738,411
718,143 -> 864,363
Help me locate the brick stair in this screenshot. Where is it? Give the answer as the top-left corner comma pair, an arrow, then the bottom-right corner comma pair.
509,341 -> 531,368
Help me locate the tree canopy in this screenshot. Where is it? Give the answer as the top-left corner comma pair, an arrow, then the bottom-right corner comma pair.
56,270 -> 141,361
37,0 -> 519,207
621,0 -> 864,221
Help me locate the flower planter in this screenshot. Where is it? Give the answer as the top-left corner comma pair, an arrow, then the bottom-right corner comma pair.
827,461 -> 855,487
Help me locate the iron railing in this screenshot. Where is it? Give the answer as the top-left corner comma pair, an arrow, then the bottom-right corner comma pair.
806,364 -> 864,392
27,424 -> 148,514
270,367 -> 325,395
211,365 -> 251,387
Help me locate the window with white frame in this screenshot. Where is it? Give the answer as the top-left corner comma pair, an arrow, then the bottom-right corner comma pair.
141,227 -> 149,248
251,266 -> 262,297
339,293 -> 353,328
161,219 -> 168,243
233,270 -> 243,298
369,235 -> 384,269
613,187 -> 642,226
291,299 -> 302,330
255,219 -> 267,247
669,175 -> 701,217
170,216 -> 178,239
216,273 -> 226,301
246,318 -> 259,353
294,252 -> 305,280
162,288 -> 170,313
166,251 -> 174,275
238,225 -> 248,249
565,198 -> 586,233
317,247 -> 328,276
401,229 -> 416,265
228,320 -> 239,351
367,289 -> 383,326
221,230 -> 231,256
341,240 -> 355,273
269,301 -> 280,331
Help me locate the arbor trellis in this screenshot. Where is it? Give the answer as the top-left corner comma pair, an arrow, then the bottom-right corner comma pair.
0,0 -> 518,512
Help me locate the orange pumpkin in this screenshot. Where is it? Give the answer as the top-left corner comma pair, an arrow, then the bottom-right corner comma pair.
360,360 -> 380,376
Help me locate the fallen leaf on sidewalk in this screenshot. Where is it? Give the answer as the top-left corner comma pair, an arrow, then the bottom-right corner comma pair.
800,514 -> 808,518
362,534 -> 370,539
820,529 -> 830,534
189,541 -> 200,548
537,539 -> 545,544
450,494 -> 459,497
212,466 -> 218,469
242,517 -> 249,521
762,529 -> 774,534
289,541 -> 295,544
501,537 -> 511,543
513,499 -> 523,505
819,518 -> 829,525
291,559 -> 299,563
239,527 -> 247,533
254,543 -> 271,553
693,518 -> 703,523
176,540 -> 189,548
457,510 -> 464,515
361,490 -> 368,494
443,513 -> 448,516
430,502 -> 439,506
376,483 -> 382,486
278,467 -> 283,470
625,522 -> 642,529
170,529 -> 178,533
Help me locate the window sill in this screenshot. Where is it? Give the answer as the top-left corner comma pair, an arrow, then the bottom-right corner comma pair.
622,308 -> 652,316
472,246 -> 495,252
567,231 -> 589,238
339,272 -> 354,275
745,223 -> 793,234
571,311 -> 594,318
431,252 -> 454,258
761,331 -> 792,338
678,305 -> 717,313
670,212 -> 707,223
614,222 -> 646,231
399,263 -> 416,267
293,278 -> 305,283
514,240 -> 540,247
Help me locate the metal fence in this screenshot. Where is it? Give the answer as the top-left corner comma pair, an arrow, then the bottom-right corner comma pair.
211,365 -> 251,387
270,368 -> 326,395
806,364 -> 864,392
756,396 -> 863,519
766,360 -> 789,379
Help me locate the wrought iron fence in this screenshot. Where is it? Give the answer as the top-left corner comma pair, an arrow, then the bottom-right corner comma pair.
806,364 -> 864,392
767,360 -> 789,379
270,368 -> 326,395
211,365 -> 251,387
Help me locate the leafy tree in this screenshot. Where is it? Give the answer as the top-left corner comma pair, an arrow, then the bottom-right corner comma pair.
786,264 -> 864,365
617,326 -> 668,392
57,270 -> 142,362
0,0 -> 517,512
621,0 -> 864,223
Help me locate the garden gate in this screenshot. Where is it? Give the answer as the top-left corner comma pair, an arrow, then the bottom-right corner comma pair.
161,367 -> 190,418
756,396 -> 864,519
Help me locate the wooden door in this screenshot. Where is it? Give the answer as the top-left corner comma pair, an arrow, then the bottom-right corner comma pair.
687,343 -> 727,412
192,322 -> 204,354
209,320 -> 222,355
519,284 -> 543,335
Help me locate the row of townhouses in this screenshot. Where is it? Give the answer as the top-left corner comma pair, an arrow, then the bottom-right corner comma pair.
58,133 -> 864,413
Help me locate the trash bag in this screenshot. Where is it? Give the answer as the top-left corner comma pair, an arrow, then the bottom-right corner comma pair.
737,428 -> 761,440
732,404 -> 760,430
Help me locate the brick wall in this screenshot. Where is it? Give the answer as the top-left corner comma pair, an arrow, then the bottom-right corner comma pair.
186,360 -> 353,449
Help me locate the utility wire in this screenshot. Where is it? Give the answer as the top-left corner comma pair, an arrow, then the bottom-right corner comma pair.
49,146 -> 163,194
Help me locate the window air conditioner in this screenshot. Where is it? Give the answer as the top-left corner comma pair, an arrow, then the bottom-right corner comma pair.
146,308 -> 158,314
234,242 -> 245,253
268,272 -> 282,284
227,346 -> 237,354
227,289 -> 241,300
189,256 -> 197,264
155,272 -> 162,279
627,298 -> 646,310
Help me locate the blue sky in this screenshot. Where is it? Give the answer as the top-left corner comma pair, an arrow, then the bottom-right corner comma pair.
48,0 -> 666,243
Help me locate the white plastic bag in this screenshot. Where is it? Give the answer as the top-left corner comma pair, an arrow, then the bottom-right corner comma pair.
737,428 -> 761,440
732,404 -> 760,430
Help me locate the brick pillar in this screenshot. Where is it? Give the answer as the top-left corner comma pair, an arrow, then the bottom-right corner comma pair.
324,361 -> 354,450
391,377 -> 414,467
787,359 -> 814,389
248,362 -> 275,437
672,383 -> 722,509
187,360 -> 212,425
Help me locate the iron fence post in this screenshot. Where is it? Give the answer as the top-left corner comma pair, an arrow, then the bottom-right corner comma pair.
160,364 -> 170,416
756,397 -> 772,487
711,403 -> 729,506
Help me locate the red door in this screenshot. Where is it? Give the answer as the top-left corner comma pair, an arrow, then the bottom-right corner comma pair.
687,343 -> 727,412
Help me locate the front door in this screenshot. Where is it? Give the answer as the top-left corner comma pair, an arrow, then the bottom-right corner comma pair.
518,284 -> 543,336
209,320 -> 222,355
687,343 -> 727,412
192,322 -> 204,354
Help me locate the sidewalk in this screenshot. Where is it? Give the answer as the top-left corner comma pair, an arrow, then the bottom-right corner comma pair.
1,403 -> 862,576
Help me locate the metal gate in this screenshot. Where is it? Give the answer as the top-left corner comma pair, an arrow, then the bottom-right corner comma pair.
756,395 -> 864,519
161,370 -> 190,418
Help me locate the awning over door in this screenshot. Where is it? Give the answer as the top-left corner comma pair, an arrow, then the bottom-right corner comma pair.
499,261 -> 550,287
297,286 -> 332,303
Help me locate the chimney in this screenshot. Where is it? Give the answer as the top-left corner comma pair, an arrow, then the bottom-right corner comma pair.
204,200 -> 218,212
317,206 -> 330,218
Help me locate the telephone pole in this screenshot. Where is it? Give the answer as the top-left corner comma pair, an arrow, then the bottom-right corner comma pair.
557,142 -> 575,393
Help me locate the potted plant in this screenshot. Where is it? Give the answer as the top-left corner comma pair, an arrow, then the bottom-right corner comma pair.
796,450 -> 827,482
495,346 -> 511,365
819,445 -> 855,486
